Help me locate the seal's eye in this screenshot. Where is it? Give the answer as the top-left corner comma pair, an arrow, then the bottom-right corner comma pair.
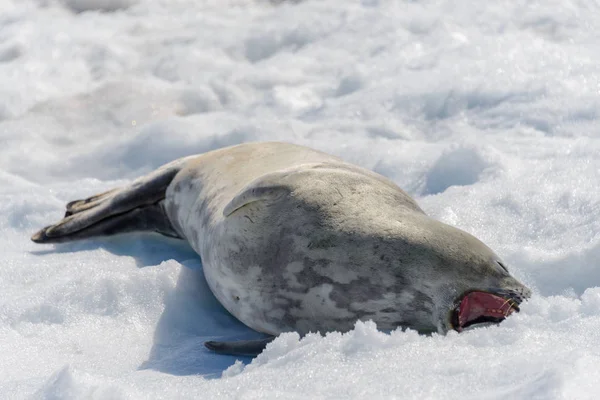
497,261 -> 508,272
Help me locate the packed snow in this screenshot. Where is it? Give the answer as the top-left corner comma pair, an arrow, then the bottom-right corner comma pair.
2,0 -> 600,398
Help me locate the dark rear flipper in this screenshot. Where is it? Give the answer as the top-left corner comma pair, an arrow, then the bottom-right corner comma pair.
31,158 -> 190,244
31,201 -> 179,243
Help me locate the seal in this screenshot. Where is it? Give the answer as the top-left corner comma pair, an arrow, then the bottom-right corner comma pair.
32,142 -> 531,356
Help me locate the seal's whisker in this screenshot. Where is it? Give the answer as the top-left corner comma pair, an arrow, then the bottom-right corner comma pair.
500,298 -> 518,317
500,298 -> 512,310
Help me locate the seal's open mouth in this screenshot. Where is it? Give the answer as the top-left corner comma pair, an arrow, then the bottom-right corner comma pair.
452,291 -> 519,332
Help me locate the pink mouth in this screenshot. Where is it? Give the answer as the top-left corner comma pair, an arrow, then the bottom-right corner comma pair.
453,291 -> 519,332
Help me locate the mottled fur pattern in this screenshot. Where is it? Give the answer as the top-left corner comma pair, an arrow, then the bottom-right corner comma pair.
162,143 -> 530,335
33,142 -> 531,339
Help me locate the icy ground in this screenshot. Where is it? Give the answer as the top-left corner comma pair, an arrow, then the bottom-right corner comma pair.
1,0 -> 600,398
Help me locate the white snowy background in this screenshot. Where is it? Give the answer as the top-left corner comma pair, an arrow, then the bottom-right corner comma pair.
1,0 -> 600,398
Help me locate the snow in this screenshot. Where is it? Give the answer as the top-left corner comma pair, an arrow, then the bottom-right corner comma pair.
1,0 -> 600,398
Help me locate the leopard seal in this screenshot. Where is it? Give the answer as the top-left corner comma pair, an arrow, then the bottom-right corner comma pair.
31,142 -> 531,355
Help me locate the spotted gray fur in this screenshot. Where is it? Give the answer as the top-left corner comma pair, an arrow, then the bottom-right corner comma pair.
163,143 -> 531,335
32,142 -> 531,339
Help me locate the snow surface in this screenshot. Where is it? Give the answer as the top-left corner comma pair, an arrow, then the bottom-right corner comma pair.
2,0 -> 600,398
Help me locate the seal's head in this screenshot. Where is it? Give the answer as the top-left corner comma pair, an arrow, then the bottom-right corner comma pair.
388,214 -> 531,334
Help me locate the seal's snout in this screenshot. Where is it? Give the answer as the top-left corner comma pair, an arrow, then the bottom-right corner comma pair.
494,287 -> 531,306
451,290 -> 522,332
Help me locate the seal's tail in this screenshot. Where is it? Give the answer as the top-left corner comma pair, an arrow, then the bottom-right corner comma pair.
31,158 -> 189,244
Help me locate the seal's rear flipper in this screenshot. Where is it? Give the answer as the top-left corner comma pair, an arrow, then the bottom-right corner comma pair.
64,188 -> 120,217
31,202 -> 179,243
31,157 -> 192,244
204,337 -> 275,357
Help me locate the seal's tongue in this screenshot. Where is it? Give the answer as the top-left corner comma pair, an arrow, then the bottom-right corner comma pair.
456,291 -> 516,331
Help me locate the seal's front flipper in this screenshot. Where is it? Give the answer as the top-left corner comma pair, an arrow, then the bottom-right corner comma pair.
31,157 -> 193,244
204,337 -> 275,357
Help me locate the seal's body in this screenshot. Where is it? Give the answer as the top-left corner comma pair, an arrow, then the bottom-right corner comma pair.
32,142 -> 530,355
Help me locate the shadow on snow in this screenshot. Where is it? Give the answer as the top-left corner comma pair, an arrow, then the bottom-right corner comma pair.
30,233 -> 267,378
